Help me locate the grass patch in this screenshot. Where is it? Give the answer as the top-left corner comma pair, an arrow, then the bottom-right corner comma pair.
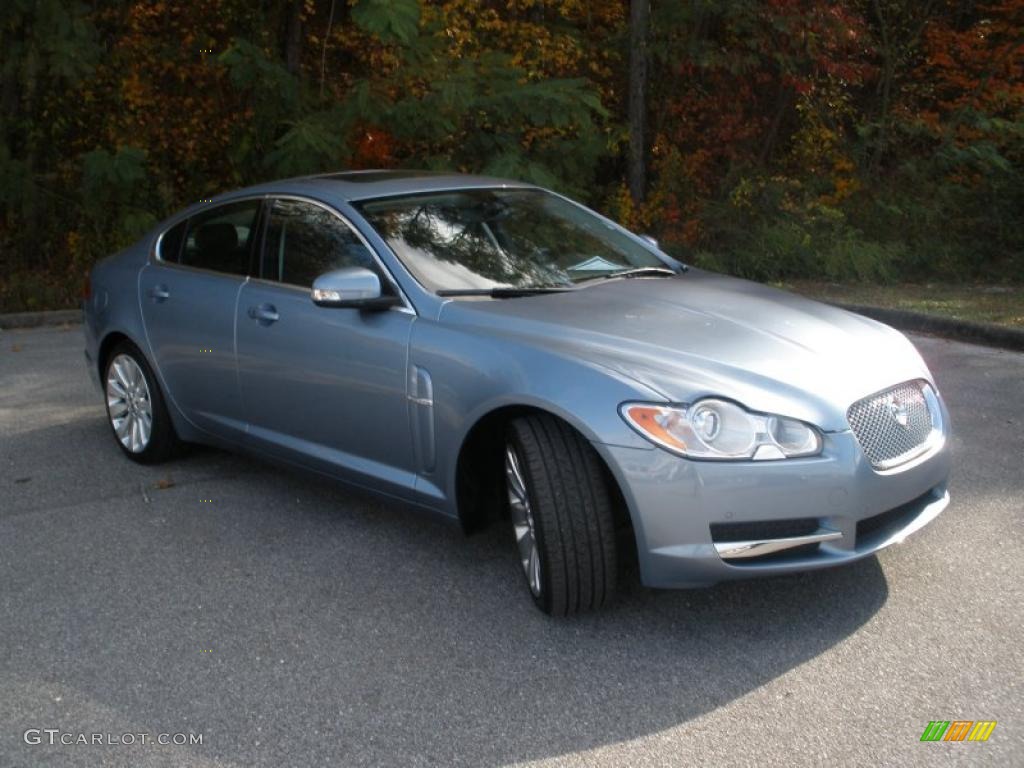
779,282 -> 1024,329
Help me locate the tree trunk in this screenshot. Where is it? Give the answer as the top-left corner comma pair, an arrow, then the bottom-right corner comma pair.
627,0 -> 650,205
284,0 -> 302,76
758,80 -> 792,167
320,0 -> 337,99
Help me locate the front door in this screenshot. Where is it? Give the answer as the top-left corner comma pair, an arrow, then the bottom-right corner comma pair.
235,197 -> 417,495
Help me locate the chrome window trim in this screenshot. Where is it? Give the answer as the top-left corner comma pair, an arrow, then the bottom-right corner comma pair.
152,219 -> 187,265
149,193 -> 416,316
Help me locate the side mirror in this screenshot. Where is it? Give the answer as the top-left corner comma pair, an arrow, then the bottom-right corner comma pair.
311,267 -> 401,310
639,234 -> 659,250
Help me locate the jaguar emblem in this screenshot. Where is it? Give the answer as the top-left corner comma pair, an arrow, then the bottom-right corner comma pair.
888,395 -> 910,428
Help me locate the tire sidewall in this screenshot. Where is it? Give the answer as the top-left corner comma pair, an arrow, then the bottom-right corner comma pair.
103,342 -> 172,464
505,414 -> 618,616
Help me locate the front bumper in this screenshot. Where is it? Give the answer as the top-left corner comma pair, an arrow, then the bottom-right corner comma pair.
597,404 -> 952,589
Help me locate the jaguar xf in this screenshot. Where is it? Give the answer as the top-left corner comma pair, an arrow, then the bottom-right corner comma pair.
83,171 -> 951,614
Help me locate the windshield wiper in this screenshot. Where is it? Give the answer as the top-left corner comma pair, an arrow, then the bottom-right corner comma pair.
577,266 -> 680,283
436,286 -> 576,298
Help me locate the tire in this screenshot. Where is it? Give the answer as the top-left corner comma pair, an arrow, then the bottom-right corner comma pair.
103,341 -> 180,464
505,414 -> 618,615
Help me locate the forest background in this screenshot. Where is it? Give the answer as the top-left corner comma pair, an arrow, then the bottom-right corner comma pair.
1,0 -> 1021,312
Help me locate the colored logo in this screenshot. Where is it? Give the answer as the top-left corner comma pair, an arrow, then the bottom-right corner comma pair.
920,721 -> 997,742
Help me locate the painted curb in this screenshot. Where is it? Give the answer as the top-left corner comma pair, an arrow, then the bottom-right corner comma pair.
837,303 -> 1024,353
0,309 -> 81,330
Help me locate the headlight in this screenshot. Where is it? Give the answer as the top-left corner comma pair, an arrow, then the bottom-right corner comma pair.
620,399 -> 822,461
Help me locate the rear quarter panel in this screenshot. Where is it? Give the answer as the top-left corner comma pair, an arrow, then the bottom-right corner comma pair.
84,238 -> 202,442
85,244 -> 147,366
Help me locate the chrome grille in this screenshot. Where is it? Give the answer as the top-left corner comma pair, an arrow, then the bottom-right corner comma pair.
847,381 -> 935,469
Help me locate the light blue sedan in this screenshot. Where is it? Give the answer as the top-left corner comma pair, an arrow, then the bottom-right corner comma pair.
83,171 -> 951,615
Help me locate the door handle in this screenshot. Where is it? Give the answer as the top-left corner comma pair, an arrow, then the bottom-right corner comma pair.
247,304 -> 279,325
148,285 -> 170,302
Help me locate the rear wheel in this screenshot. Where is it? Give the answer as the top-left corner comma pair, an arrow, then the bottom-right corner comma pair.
506,415 -> 618,615
104,342 -> 180,464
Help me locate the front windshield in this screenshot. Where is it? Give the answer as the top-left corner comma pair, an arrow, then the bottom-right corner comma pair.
355,188 -> 669,293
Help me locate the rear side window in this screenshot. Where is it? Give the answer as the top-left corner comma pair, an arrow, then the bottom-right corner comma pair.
158,220 -> 186,262
262,198 -> 381,287
181,200 -> 260,276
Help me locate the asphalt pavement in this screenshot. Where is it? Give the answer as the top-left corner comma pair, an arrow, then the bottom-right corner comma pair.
1,323 -> 1021,767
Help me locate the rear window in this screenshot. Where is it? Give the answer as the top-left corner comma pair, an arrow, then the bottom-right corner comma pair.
180,200 -> 261,276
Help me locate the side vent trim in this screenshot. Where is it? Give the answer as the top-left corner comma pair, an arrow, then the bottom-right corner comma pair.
409,365 -> 436,473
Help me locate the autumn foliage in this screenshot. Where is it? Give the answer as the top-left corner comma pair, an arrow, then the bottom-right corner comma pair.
1,0 -> 1021,310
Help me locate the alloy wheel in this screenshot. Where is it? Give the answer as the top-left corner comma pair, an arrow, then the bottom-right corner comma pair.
506,444 -> 542,596
106,353 -> 153,453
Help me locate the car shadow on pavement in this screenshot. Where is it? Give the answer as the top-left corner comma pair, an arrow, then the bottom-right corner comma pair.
1,417 -> 890,768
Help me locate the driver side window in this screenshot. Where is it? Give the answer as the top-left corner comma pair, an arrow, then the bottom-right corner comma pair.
262,199 -> 381,288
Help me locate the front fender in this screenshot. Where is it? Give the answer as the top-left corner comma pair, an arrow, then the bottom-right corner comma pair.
408,317 -> 659,515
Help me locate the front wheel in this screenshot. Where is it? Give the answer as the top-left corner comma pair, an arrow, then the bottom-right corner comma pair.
505,415 -> 618,615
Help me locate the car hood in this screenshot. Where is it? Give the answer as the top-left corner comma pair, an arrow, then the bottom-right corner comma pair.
436,270 -> 934,432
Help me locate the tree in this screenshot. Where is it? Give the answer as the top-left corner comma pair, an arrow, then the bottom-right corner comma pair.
627,0 -> 650,204
1,0 -> 1021,312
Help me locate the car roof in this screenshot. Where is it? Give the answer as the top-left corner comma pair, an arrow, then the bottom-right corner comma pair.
151,170 -> 543,238
225,170 -> 537,204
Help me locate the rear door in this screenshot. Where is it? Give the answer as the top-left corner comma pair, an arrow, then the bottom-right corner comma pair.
139,198 -> 261,439
235,197 -> 417,495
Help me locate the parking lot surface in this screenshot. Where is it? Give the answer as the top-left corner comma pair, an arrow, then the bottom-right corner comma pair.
1,324 -> 1021,767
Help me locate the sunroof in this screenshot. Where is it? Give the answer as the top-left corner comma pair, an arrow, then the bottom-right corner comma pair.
317,170 -> 447,183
